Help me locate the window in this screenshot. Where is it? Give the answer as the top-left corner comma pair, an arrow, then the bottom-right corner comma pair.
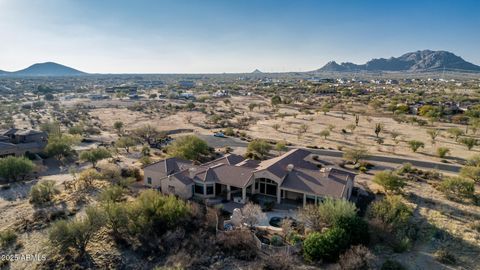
206,184 -> 214,195
147,177 -> 152,184
168,185 -> 175,193
194,183 -> 204,194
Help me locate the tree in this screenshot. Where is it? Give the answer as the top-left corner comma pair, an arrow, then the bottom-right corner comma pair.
80,148 -> 111,168
299,123 -> 309,134
303,227 -> 349,262
45,134 -> 82,161
246,139 -> 272,160
241,202 -> 267,228
343,148 -> 368,165
321,103 -> 332,115
390,131 -> 401,142
446,128 -> 464,142
459,137 -> 477,150
339,245 -> 375,270
271,95 -> 282,107
373,170 -> 406,194
374,123 -> 383,138
426,129 -> 440,145
102,201 -> 129,239
460,166 -> 480,183
319,129 -> 330,140
132,125 -> 164,145
78,168 -> 102,188
49,206 -> 105,257
115,136 -> 137,153
407,140 -> 424,153
436,147 -> 450,158
167,135 -> 210,161
0,156 -> 35,182
113,121 -> 124,135
368,195 -> 412,228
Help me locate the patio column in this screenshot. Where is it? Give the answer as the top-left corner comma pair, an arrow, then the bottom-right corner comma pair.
276,187 -> 281,204
227,185 -> 231,200
303,193 -> 306,207
203,184 -> 207,196
242,187 -> 246,203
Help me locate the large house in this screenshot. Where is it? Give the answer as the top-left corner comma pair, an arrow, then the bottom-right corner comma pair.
0,128 -> 48,158
143,149 -> 355,207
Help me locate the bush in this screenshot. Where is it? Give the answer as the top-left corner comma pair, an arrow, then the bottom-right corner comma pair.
381,259 -> 406,270
435,249 -> 456,265
217,230 -> 258,260
373,170 -> 406,194
49,207 -> 105,257
167,135 -> 210,161
246,139 -> 272,160
368,196 -> 412,228
30,180 -> 59,206
0,156 -> 35,182
80,148 -> 111,168
299,197 -> 357,231
99,185 -> 126,203
436,147 -> 450,158
0,229 -> 17,248
262,252 -> 294,270
338,245 -> 374,270
270,235 -> 283,246
438,177 -> 475,199
303,227 -> 349,262
334,215 -> 369,246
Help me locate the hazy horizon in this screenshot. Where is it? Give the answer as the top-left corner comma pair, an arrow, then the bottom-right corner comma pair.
1,0 -> 479,73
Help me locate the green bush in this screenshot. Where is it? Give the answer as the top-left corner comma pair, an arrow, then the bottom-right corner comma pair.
334,215 -> 369,246
373,170 -> 406,194
303,227 -> 349,262
381,259 -> 406,270
29,180 -> 59,206
438,177 -> 475,199
0,156 -> 35,182
368,196 -> 412,228
0,229 -> 17,248
99,185 -> 126,203
299,198 -> 357,231
270,235 -> 283,246
166,135 -> 210,161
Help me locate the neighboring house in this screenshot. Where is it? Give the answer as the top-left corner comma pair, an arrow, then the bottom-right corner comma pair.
0,128 -> 48,158
143,149 -> 355,207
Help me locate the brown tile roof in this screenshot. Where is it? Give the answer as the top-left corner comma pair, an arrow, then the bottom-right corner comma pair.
169,170 -> 194,185
255,148 -> 317,178
210,164 -> 255,188
143,157 -> 194,178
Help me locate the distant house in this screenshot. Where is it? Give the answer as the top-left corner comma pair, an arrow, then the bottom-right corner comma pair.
143,149 -> 355,206
212,90 -> 229,98
0,129 -> 48,158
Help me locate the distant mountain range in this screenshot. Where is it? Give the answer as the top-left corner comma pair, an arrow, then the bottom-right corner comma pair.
0,62 -> 86,76
317,50 -> 480,73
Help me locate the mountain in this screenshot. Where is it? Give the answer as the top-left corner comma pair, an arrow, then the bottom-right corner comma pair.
252,69 -> 263,74
317,50 -> 480,73
1,62 -> 87,76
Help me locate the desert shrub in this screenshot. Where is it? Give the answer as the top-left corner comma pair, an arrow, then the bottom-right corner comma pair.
79,148 -> 111,168
99,185 -> 126,203
368,196 -> 412,229
29,180 -> 59,206
338,245 -> 374,270
436,147 -> 450,158
0,156 -> 35,182
299,197 -> 357,231
381,259 -> 406,270
140,156 -> 153,166
78,168 -> 102,188
343,147 -> 369,165
0,229 -> 17,248
224,127 -> 235,136
97,163 -> 121,182
303,227 -> 349,262
287,233 -> 302,245
438,177 -> 475,200
334,215 -> 369,246
217,230 -> 258,260
262,252 -> 294,270
435,248 -> 456,265
396,163 -> 414,175
121,167 -> 143,181
49,207 -> 105,257
102,202 -> 129,239
270,235 -> 283,246
245,139 -> 272,160
373,170 -> 406,194
166,135 -> 210,161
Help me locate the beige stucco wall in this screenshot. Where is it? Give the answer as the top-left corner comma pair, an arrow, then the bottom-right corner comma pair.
161,176 -> 193,199
143,168 -> 164,188
253,170 -> 282,185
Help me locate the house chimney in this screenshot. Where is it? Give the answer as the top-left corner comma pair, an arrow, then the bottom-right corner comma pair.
287,164 -> 294,171
188,167 -> 196,178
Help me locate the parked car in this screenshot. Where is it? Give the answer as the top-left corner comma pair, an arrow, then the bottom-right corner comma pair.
214,132 -> 226,138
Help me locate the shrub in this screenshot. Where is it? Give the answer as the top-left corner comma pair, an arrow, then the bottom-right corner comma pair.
303,227 -> 349,262
298,198 -> 357,231
373,170 -> 406,194
270,235 -> 283,246
338,245 -> 374,270
343,148 -> 369,165
262,252 -> 294,270
0,229 -> 17,248
49,207 -> 105,257
381,259 -> 406,270
460,165 -> 480,183
435,248 -> 456,265
224,127 -> 235,136
99,185 -> 126,203
436,147 -> 450,158
0,156 -> 35,182
438,177 -> 475,199
368,196 -> 412,227
30,180 -> 59,206
102,202 -> 129,239
79,148 -> 111,168
217,230 -> 258,260
407,140 -> 424,152
334,215 -> 369,246
246,139 -> 272,160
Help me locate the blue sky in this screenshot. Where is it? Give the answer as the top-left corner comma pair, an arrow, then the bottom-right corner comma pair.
0,0 -> 479,73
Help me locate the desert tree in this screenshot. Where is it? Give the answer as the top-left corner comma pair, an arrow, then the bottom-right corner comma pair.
343,147 -> 369,165
373,170 -> 406,194
374,123 -> 383,138
319,129 -> 330,140
241,202 -> 267,228
79,148 -> 111,168
115,136 -> 137,153
113,121 -> 124,135
0,156 -> 35,182
407,140 -> 425,153
436,147 -> 450,158
246,139 -> 272,160
167,135 -> 210,161
459,137 -> 478,151
446,127 -> 464,142
426,129 -> 441,145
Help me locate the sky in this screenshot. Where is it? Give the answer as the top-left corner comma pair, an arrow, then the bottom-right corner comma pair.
0,0 -> 479,73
